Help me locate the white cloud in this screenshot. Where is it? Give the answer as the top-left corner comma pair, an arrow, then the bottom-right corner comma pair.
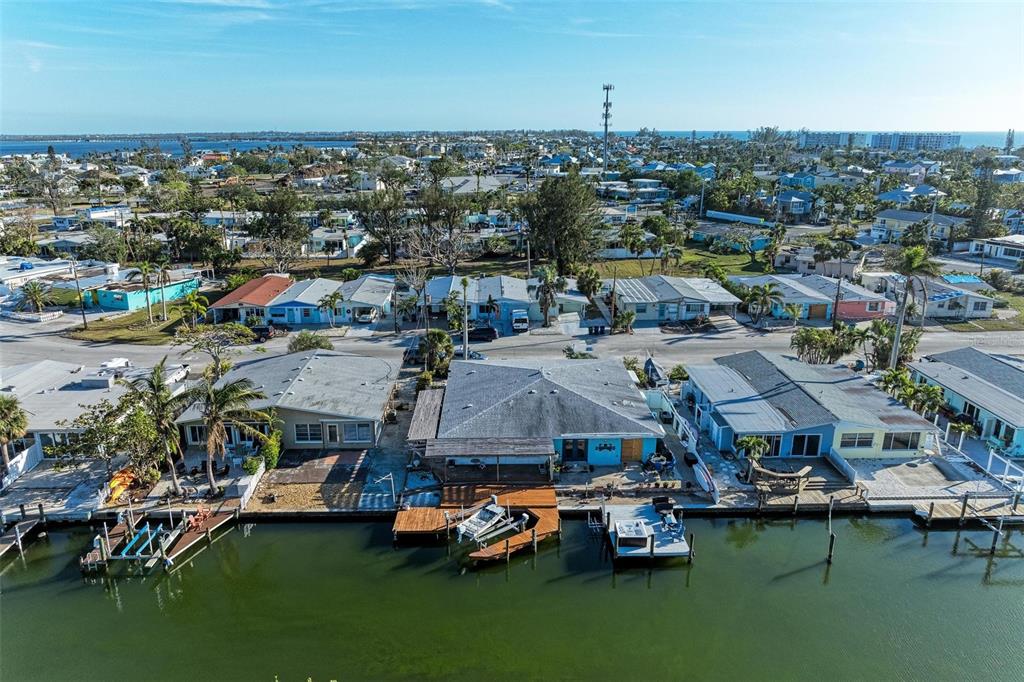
15,40 -> 65,50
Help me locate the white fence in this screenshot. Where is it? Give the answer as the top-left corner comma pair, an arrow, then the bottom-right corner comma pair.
1,309 -> 64,322
984,449 -> 1024,492
0,440 -> 43,490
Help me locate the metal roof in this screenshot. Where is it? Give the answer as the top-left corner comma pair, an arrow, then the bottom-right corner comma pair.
686,364 -> 791,433
911,349 -> 1024,427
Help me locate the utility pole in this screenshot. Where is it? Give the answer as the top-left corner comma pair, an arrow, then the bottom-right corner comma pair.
602,84 -> 614,175
71,256 -> 88,330
461,277 -> 469,360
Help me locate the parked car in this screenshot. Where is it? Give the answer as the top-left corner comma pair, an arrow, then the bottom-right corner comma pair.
453,345 -> 487,360
356,309 -> 378,324
250,325 -> 282,343
460,326 -> 500,342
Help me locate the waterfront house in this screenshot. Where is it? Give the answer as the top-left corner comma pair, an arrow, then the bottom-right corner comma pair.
730,274 -> 893,320
410,359 -> 665,472
1002,209 -> 1023,235
176,351 -> 397,451
209,274 -> 292,324
909,348 -> 1023,455
870,208 -> 967,243
686,351 -> 936,459
859,272 -> 994,320
603,276 -> 741,322
1,359 -> 188,482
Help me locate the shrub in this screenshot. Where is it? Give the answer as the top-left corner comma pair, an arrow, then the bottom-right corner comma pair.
260,429 -> 282,469
288,330 -> 333,353
669,364 -> 689,382
416,370 -> 433,392
622,356 -> 648,386
242,456 -> 263,475
340,267 -> 361,282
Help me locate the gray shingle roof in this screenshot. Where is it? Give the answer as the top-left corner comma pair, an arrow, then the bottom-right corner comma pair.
176,351 -> 396,423
339,274 -> 395,307
716,352 -> 836,429
686,364 -> 791,433
436,359 -> 664,440
608,276 -> 740,305
268,278 -> 343,307
875,208 -> 966,227
912,348 -> 1024,427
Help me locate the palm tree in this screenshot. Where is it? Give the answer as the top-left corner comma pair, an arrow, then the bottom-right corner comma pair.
782,303 -> 803,326
736,436 -> 770,483
137,261 -> 155,325
0,395 -> 29,471
535,266 -> 567,328
847,325 -> 870,368
156,260 -> 173,321
318,290 -> 344,328
913,383 -> 945,421
121,357 -> 189,495
887,246 -> 941,369
422,327 -> 454,375
19,280 -> 50,313
184,376 -> 271,493
745,283 -> 783,326
179,290 -> 209,328
879,367 -> 912,397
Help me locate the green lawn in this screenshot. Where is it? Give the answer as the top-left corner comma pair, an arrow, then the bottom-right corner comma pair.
66,290 -> 226,345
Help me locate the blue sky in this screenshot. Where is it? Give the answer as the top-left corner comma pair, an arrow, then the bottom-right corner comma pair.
2,0 -> 1023,134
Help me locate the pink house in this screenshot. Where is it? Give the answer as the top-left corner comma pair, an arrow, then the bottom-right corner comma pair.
790,275 -> 895,321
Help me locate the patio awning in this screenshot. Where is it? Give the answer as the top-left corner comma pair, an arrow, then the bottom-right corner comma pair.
423,438 -> 556,459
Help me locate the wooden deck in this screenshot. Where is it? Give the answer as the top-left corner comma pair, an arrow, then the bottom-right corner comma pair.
79,519 -> 133,571
468,507 -> 561,561
392,507 -> 449,535
0,519 -> 41,559
165,511 -> 235,563
914,498 -> 1024,523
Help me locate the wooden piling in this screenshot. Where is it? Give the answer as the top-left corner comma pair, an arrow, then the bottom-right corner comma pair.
505,538 -> 510,563
990,527 -> 1000,556
959,494 -> 969,527
557,517 -> 562,540
19,504 -> 26,520
531,528 -> 537,554
926,502 -> 935,528
206,527 -> 213,543
826,532 -> 837,564
37,503 -> 46,523
688,532 -> 694,564
14,523 -> 24,557
792,495 -> 799,516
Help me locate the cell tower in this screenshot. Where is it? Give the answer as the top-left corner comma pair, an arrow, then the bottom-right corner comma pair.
602,83 -> 614,174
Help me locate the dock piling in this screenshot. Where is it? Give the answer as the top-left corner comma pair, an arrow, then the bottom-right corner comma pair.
959,494 -> 969,527
989,519 -> 1003,556
926,502 -> 935,528
688,533 -> 694,564
531,528 -> 537,554
505,538 -> 510,563
37,503 -> 46,523
792,495 -> 799,516
826,532 -> 837,564
14,523 -> 24,557
19,504 -> 26,520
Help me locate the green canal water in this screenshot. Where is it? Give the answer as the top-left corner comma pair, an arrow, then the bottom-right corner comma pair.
2,518 -> 1024,681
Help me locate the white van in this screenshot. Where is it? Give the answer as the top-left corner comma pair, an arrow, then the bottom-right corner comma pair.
511,309 -> 530,333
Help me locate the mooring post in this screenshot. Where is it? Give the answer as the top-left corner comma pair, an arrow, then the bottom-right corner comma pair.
14,523 -> 24,556
532,528 -> 537,554
144,524 -> 156,557
37,503 -> 46,523
959,494 -> 969,527
557,516 -> 562,540
649,533 -> 655,560
605,511 -> 611,528
19,504 -> 26,520
927,501 -> 935,528
505,538 -> 510,563
103,522 -> 111,558
826,532 -> 837,564
1013,492 -> 1021,513
688,532 -> 694,564
206,526 -> 213,543
793,495 -> 799,516
990,526 -> 1000,556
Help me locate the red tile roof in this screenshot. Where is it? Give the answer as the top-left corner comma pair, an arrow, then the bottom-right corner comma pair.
211,274 -> 292,309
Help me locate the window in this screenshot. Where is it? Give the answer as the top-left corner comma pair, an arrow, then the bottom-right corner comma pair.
866,302 -> 880,312
302,308 -> 311,318
635,304 -> 647,314
294,423 -> 323,443
270,311 -> 286,318
883,432 -> 921,450
686,303 -> 704,313
343,422 -> 373,443
189,425 -> 207,444
840,432 -> 874,448
973,301 -> 988,311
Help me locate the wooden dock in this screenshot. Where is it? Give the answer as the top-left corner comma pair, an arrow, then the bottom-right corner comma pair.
0,519 -> 41,559
392,507 -> 450,536
164,511 -> 235,563
80,519 -> 134,572
913,497 -> 1024,525
468,507 -> 560,561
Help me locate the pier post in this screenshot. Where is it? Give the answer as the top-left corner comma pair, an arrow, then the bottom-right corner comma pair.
532,528 -> 537,554
649,534 -> 655,560
103,522 -> 111,559
19,504 -> 26,520
206,526 -> 213,543
37,503 -> 46,523
927,502 -> 935,528
15,523 -> 24,556
1013,492 -> 1021,513
505,538 -> 510,563
828,495 -> 834,534
605,511 -> 611,528
557,517 -> 562,540
792,495 -> 799,516
959,494 -> 969,527
990,527 -> 1000,556
826,532 -> 836,564
688,533 -> 694,564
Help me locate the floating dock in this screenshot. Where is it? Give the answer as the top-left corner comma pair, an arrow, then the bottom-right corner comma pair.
605,504 -> 691,560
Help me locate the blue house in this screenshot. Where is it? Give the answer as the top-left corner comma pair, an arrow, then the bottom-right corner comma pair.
93,276 -> 200,311
267,275 -> 394,326
427,359 -> 665,468
909,348 -> 1024,456
778,171 -> 816,190
728,274 -> 834,320
686,351 -> 936,460
692,223 -> 772,252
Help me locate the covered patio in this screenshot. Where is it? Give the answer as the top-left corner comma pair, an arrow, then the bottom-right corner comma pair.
423,438 -> 556,484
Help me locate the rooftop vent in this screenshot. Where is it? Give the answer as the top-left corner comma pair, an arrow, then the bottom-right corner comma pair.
528,389 -> 537,394
550,389 -> 558,394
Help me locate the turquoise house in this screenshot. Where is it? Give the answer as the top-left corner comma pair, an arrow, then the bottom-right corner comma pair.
910,348 -> 1024,455
94,277 -> 200,311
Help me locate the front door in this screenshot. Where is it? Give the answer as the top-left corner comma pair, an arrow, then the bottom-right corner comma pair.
326,424 -> 339,445
791,434 -> 820,456
621,439 -> 643,462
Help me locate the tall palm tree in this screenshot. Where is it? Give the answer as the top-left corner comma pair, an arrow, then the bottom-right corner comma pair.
535,266 -> 567,328
121,357 -> 189,495
179,290 -> 209,328
156,260 -> 173,322
745,283 -> 783,326
847,325 -> 870,368
137,261 -> 155,325
0,395 -> 29,471
879,367 -> 912,397
913,383 -> 945,421
184,376 -> 271,493
888,246 -> 941,369
318,290 -> 344,328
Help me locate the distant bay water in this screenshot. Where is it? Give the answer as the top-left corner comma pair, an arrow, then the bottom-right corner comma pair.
0,131 -> 1009,158
0,138 -> 357,157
